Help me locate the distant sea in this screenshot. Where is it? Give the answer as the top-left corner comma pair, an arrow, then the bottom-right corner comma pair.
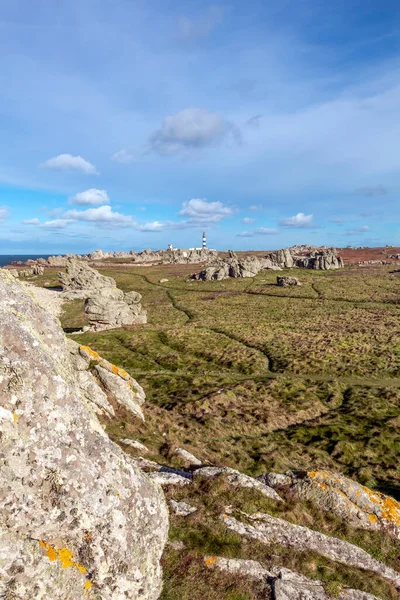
0,255 -> 51,268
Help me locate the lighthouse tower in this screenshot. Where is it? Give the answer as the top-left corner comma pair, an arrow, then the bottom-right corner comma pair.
202,231 -> 207,249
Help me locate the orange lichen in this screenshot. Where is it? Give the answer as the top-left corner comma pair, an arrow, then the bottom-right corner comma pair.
205,556 -> 216,567
111,364 -> 129,379
38,541 -> 87,575
307,471 -> 400,526
84,580 -> 93,590
79,346 -> 100,361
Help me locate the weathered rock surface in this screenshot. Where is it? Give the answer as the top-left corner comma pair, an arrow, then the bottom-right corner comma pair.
193,466 -> 282,501
120,439 -> 149,452
191,251 -> 281,281
174,447 -> 202,466
168,500 -> 197,516
59,261 -> 147,331
191,247 -> 344,281
148,472 -> 192,487
59,259 -> 115,299
204,557 -> 381,599
95,365 -> 145,420
0,269 -> 168,599
277,276 -> 301,287
222,512 -> 400,588
260,470 -> 400,540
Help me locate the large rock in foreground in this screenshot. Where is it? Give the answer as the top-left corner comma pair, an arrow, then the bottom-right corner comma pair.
0,270 -> 168,599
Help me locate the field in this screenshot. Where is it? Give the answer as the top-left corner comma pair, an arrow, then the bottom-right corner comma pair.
35,262 -> 400,498
32,260 -> 400,598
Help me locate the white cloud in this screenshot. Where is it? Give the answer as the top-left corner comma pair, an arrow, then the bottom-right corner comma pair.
63,205 -> 135,228
345,225 -> 370,235
40,219 -> 73,229
149,108 -> 240,155
242,217 -> 255,224
41,154 -> 98,174
69,188 -> 109,206
0,206 -> 9,222
137,221 -> 171,232
111,149 -> 136,164
278,212 -> 315,228
22,218 -> 40,225
179,198 -> 233,223
237,227 -> 278,237
249,204 -> 263,211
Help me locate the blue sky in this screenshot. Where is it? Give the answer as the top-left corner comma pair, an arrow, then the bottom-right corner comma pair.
1,0 -> 400,254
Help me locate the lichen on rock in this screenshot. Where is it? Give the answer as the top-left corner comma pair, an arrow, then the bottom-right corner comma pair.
0,269 -> 168,599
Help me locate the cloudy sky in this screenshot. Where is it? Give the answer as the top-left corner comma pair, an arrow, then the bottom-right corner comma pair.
1,0 -> 400,254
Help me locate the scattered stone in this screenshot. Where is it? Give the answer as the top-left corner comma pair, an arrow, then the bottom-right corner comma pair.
260,470 -> 400,540
204,557 -> 381,599
120,439 -> 149,452
222,512 -> 400,588
194,466 -> 282,501
277,276 -> 301,287
174,447 -> 202,466
159,278 -> 169,283
168,500 -> 197,516
148,472 -> 192,487
0,269 -> 168,599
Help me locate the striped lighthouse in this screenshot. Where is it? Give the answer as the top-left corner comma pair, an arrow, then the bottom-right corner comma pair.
202,231 -> 207,249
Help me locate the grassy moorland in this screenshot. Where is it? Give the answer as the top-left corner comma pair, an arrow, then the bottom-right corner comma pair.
33,262 -> 400,598
36,264 -> 400,498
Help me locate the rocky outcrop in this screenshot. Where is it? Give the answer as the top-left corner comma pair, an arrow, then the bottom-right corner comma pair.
260,470 -> 400,540
0,270 -> 168,599
59,259 -> 115,299
59,260 -> 147,330
267,247 -> 344,270
277,276 -> 301,287
205,557 -> 381,599
191,251 -> 281,281
222,511 -> 400,588
84,288 -> 147,331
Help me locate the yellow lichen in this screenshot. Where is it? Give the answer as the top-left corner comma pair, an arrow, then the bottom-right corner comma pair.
38,541 -> 87,575
204,556 -> 216,567
308,471 -> 400,526
84,580 -> 93,590
13,413 -> 18,423
79,346 -> 100,361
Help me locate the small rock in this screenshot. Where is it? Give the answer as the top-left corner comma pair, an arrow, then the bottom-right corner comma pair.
168,500 -> 197,516
120,439 -> 149,452
277,276 -> 301,287
194,466 -> 282,501
174,447 -> 202,466
159,279 -> 169,283
148,472 -> 192,487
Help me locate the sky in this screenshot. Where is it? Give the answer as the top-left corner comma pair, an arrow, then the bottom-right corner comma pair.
1,0 -> 400,254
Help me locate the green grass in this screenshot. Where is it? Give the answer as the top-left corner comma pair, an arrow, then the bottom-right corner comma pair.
34,262 -> 400,597
41,262 -> 400,498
